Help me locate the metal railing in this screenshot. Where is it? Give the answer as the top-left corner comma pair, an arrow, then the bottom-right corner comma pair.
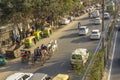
81,21 -> 112,80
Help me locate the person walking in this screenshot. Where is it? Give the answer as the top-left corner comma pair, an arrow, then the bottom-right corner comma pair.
33,47 -> 40,62
33,38 -> 36,44
78,22 -> 81,29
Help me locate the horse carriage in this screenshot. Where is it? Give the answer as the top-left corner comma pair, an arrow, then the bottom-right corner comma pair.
31,40 -> 58,65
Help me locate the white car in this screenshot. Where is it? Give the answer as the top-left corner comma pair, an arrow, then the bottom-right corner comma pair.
78,26 -> 89,35
70,48 -> 89,67
6,72 -> 33,80
92,10 -> 100,18
94,17 -> 102,24
29,73 -> 51,80
90,29 -> 101,40
104,12 -> 110,19
68,16 -> 74,22
59,18 -> 70,25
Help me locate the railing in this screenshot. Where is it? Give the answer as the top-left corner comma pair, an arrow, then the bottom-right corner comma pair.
81,20 -> 112,80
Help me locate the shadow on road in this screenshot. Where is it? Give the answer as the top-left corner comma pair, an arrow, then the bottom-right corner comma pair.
0,60 -> 33,72
34,60 -> 71,76
71,36 -> 90,43
64,28 -> 78,32
59,33 -> 79,39
83,23 -> 94,27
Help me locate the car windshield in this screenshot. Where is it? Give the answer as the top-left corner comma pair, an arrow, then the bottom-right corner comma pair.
104,14 -> 108,16
72,55 -> 82,60
96,19 -> 100,20
92,31 -> 98,34
79,28 -> 85,30
22,75 -> 30,80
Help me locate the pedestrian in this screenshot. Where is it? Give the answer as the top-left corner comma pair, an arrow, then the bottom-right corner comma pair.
34,47 -> 40,61
78,22 -> 81,29
88,12 -> 91,18
33,38 -> 36,44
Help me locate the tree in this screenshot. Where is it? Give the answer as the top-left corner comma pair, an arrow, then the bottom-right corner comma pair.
0,0 -> 33,25
0,0 -> 83,28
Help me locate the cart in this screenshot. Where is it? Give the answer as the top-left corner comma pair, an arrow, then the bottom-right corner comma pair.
21,49 -> 31,63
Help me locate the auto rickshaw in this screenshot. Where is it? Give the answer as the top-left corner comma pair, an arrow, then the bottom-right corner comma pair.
33,31 -> 42,40
24,36 -> 36,48
41,27 -> 52,37
21,49 -> 31,63
52,74 -> 70,80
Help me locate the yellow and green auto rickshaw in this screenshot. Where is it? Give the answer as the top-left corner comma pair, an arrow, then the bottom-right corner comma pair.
52,74 -> 70,80
24,36 -> 36,48
40,27 -> 52,37
33,31 -> 42,40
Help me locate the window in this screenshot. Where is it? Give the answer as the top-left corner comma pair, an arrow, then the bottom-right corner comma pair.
79,28 -> 85,31
72,55 -> 82,60
22,75 -> 30,80
92,31 -> 98,34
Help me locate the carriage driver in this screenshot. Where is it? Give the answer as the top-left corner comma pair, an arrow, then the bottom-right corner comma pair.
41,44 -> 47,50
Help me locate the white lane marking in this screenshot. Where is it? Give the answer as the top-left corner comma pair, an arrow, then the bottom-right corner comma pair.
108,31 -> 118,80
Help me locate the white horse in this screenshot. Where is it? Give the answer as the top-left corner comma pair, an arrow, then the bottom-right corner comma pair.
47,40 -> 58,54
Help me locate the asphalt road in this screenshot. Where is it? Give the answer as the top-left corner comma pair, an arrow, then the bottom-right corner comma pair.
109,23 -> 120,80
35,16 -> 110,79
0,14 -> 110,80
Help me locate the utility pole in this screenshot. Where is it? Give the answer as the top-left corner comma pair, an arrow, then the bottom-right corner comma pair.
101,0 -> 106,67
102,0 -> 104,50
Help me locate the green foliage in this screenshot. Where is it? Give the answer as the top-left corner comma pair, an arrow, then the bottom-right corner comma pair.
87,51 -> 104,80
0,0 -> 85,26
0,0 -> 33,24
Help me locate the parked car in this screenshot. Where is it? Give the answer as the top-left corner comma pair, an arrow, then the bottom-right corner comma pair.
0,54 -> 7,66
75,13 -> 80,17
80,10 -> 86,14
92,10 -> 100,18
59,18 -> 70,25
6,72 -> 51,80
94,17 -> 102,25
29,73 -> 51,80
87,6 -> 95,13
53,74 -> 70,80
90,29 -> 101,40
95,3 -> 101,10
70,48 -> 89,68
68,16 -> 74,22
6,72 -> 33,80
104,12 -> 110,19
78,26 -> 89,35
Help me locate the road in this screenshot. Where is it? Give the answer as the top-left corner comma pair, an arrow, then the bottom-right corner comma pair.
109,21 -> 120,80
0,14 -> 110,80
